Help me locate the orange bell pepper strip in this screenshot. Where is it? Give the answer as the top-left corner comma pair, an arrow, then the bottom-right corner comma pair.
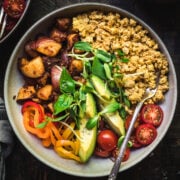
42,137 -> 52,147
22,101 -> 44,127
22,103 -> 50,139
23,111 -> 50,139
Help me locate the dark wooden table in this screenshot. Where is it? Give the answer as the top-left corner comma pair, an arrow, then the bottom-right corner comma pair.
0,0 -> 180,179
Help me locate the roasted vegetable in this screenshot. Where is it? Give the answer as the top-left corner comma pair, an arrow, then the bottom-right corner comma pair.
37,84 -> 53,101
69,59 -> 83,76
24,40 -> 39,58
56,17 -> 71,31
49,28 -> 67,43
16,86 -> 36,103
51,65 -> 62,91
19,56 -> 45,78
67,33 -> 79,50
35,37 -> 62,57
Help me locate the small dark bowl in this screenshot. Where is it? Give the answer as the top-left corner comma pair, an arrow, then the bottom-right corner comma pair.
0,0 -> 31,44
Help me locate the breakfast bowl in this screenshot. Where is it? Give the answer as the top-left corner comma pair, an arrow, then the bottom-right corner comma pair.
4,2 -> 177,177
0,0 -> 31,44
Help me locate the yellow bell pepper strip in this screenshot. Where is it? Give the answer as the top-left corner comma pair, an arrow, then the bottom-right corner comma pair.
74,136 -> 80,155
54,140 -> 81,162
22,101 -> 81,162
62,122 -> 75,139
39,121 -> 63,148
47,122 -> 62,146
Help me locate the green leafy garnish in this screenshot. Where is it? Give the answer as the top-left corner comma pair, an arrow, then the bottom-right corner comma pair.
92,58 -> 106,80
54,94 -> 73,115
86,102 -> 121,129
51,41 -> 131,130
60,68 -> 75,93
74,41 -> 92,52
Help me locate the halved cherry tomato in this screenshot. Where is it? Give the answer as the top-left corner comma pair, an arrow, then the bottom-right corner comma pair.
112,147 -> 130,162
130,135 -> 142,148
136,124 -> 157,145
97,129 -> 118,152
125,115 -> 141,131
3,0 -> 26,19
141,104 -> 163,127
94,146 -> 111,158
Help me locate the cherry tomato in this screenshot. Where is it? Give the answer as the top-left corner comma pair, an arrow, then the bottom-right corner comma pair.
94,147 -> 111,158
130,135 -> 142,148
136,124 -> 157,145
97,129 -> 118,152
112,147 -> 130,162
141,104 -> 163,127
125,115 -> 141,131
3,0 -> 26,19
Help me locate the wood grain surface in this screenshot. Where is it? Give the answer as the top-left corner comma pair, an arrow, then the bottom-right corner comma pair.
0,0 -> 180,179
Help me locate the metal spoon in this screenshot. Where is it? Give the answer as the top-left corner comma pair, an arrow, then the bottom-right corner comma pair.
108,72 -> 160,180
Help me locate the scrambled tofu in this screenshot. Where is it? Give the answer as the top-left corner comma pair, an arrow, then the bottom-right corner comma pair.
72,11 -> 169,104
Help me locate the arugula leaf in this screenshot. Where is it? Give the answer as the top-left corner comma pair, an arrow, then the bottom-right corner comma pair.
74,41 -> 92,52
53,94 -> 73,115
60,68 -> 75,93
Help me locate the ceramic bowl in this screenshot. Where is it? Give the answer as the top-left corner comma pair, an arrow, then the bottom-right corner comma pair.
4,3 -> 177,177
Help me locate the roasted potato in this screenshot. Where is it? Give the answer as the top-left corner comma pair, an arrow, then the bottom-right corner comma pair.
19,56 -> 45,78
37,84 -> 53,101
69,59 -> 83,76
16,86 -> 36,103
49,28 -> 67,43
35,37 -> 62,57
67,33 -> 79,50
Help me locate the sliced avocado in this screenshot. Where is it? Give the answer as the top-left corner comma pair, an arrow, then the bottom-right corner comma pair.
90,75 -> 112,100
79,93 -> 97,163
85,93 -> 96,118
101,104 -> 125,136
91,74 -> 125,136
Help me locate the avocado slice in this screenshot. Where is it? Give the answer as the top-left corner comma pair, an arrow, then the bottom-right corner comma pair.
100,104 -> 125,136
91,75 -> 112,100
78,93 -> 97,163
91,75 -> 125,136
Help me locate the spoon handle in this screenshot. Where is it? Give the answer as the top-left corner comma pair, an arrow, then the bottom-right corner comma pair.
108,101 -> 144,180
